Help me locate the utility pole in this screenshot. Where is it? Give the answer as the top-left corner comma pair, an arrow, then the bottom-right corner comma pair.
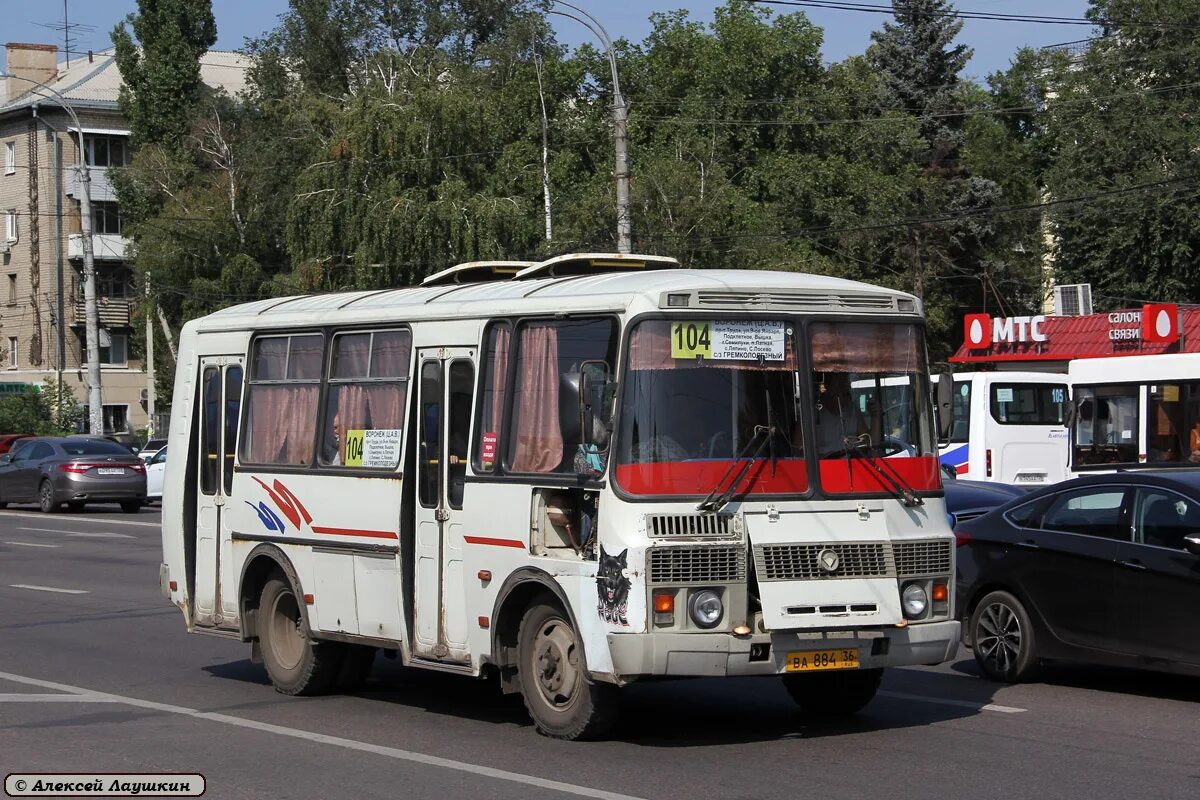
145,272 -> 155,436
549,1 -> 632,253
0,73 -> 104,434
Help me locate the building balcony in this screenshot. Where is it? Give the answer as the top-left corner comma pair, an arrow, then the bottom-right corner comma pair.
68,233 -> 129,262
66,170 -> 118,203
72,296 -> 132,328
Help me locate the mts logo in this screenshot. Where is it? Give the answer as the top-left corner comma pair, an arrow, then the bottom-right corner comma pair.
964,314 -> 1048,347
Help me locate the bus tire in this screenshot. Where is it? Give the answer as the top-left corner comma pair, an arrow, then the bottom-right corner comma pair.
782,667 -> 883,717
336,645 -> 377,692
258,577 -> 342,696
517,598 -> 618,740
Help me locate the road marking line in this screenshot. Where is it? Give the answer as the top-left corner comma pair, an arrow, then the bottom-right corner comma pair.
18,527 -> 134,539
8,585 -> 89,595
0,693 -> 119,703
3,541 -> 61,548
0,670 -> 647,800
879,690 -> 1026,714
0,511 -> 159,528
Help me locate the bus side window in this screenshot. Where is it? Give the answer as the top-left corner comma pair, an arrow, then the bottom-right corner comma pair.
200,367 -> 219,495
473,322 -> 512,474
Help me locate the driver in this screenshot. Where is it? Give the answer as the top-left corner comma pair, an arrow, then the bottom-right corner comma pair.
813,372 -> 868,457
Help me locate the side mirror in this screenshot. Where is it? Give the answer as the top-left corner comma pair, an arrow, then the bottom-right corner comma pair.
580,360 -> 613,448
1184,534 -> 1200,557
935,372 -> 955,444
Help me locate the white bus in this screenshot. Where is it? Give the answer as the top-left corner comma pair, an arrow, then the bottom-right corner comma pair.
159,253 -> 958,740
1070,353 -> 1200,474
935,372 -> 1070,485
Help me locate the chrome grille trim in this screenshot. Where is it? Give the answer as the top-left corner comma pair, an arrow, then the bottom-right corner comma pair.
646,513 -> 735,539
694,290 -> 896,312
753,542 -> 895,581
647,545 -> 746,585
893,539 -> 953,577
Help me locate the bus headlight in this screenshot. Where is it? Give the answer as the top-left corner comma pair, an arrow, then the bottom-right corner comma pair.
901,583 -> 928,619
688,589 -> 724,629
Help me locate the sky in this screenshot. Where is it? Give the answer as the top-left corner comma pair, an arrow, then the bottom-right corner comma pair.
3,0 -> 1096,83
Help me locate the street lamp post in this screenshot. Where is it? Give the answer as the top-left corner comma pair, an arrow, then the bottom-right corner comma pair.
1,73 -> 104,435
549,2 -> 632,253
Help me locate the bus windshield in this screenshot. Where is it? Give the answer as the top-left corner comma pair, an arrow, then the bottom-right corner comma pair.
613,318 -> 939,497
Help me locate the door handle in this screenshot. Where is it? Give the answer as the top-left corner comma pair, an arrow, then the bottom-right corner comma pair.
1117,559 -> 1147,571
1014,540 -> 1039,550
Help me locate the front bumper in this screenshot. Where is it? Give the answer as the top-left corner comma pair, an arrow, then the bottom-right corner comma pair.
606,620 -> 959,679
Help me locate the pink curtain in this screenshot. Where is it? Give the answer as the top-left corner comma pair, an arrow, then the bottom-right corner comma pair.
629,321 -> 796,371
288,335 -> 323,379
489,325 -> 511,435
333,334 -> 370,378
254,338 -> 288,380
811,323 -> 920,373
248,385 -> 317,465
511,324 -> 562,473
367,385 -> 406,429
282,386 -> 318,464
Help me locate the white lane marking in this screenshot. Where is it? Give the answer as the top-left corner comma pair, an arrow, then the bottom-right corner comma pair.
18,527 -> 134,539
0,670 -> 647,800
3,541 -> 61,548
8,584 -> 89,595
0,693 -> 119,703
0,511 -> 159,528
879,690 -> 1026,714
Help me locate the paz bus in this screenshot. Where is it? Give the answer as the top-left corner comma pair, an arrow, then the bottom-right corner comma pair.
159,253 -> 958,740
1070,352 -> 1200,474
934,371 -> 1070,485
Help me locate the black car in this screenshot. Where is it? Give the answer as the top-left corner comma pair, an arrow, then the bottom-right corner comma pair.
956,471 -> 1200,682
943,477 -> 1026,529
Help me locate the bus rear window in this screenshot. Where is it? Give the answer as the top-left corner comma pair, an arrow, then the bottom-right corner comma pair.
990,384 -> 1067,425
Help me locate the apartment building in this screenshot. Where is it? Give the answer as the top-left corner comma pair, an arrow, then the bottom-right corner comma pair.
0,42 -> 246,438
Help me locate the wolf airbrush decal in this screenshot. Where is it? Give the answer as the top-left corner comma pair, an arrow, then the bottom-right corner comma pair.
596,545 -> 630,626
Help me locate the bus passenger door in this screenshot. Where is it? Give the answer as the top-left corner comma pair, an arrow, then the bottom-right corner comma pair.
193,356 -> 245,628
412,347 -> 475,662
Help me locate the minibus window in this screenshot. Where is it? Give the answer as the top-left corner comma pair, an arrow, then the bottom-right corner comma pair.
474,323 -> 512,473
320,329 -> 410,469
447,360 -> 474,508
200,367 -> 219,494
419,361 -> 442,507
1073,385 -> 1138,466
241,334 -> 323,466
223,366 -> 243,493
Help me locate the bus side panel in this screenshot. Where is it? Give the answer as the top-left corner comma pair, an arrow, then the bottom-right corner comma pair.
162,323 -> 201,617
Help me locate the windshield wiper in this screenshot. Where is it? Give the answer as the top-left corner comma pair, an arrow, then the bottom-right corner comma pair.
841,434 -> 924,508
696,424 -> 773,514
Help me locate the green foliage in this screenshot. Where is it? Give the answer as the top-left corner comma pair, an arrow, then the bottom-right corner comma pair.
0,382 -> 80,436
40,376 -> 84,434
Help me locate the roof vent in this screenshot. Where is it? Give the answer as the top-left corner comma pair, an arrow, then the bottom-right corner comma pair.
421,260 -> 535,287
513,252 -> 680,281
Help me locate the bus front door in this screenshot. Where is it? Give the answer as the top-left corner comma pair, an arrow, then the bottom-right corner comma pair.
412,348 -> 475,662
193,356 -> 245,628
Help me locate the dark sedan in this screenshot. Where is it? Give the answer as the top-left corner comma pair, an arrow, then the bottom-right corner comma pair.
0,437 -> 147,513
944,477 -> 1026,529
957,471 -> 1200,682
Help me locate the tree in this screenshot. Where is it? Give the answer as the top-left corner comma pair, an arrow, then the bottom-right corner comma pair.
1041,0 -> 1200,307
0,388 -> 71,436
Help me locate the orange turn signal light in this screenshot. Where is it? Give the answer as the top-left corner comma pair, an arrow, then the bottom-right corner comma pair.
653,592 -> 675,614
931,582 -> 949,602
303,593 -> 315,605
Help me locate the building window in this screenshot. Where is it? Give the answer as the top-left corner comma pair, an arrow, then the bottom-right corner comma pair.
7,336 -> 16,368
91,202 -> 122,235
79,405 -> 130,435
81,332 -> 129,366
3,142 -> 14,175
4,209 -> 15,242
7,274 -> 15,304
83,135 -> 129,168
97,269 -> 130,299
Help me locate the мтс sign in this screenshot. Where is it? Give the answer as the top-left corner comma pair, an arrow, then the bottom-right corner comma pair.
964,313 -> 1047,348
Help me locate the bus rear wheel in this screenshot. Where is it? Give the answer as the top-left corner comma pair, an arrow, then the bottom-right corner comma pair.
258,577 -> 342,696
517,599 -> 618,740
782,668 -> 883,717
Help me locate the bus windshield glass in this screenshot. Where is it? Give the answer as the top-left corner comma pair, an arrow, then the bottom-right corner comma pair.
809,322 -> 939,495
614,319 -> 807,496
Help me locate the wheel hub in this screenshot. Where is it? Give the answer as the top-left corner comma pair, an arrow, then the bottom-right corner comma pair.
531,619 -> 580,708
977,602 -> 1022,672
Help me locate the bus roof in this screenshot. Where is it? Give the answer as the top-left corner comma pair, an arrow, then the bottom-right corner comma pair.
193,254 -> 921,333
1069,351 -> 1200,383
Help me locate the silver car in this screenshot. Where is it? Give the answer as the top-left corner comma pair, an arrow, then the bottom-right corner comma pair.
0,437 -> 147,513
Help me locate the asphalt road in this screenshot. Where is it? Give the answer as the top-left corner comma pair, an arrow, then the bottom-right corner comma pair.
1,506 -> 1198,800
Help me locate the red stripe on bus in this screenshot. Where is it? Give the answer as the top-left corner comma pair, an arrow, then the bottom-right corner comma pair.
615,459 -> 810,496
464,536 -> 527,549
310,525 -> 398,540
818,455 -> 941,494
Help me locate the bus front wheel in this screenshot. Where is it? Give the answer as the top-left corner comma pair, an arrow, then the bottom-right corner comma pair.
258,577 -> 341,696
517,598 -> 618,740
782,668 -> 883,716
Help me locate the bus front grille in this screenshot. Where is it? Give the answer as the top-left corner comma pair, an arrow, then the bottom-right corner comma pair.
753,542 -> 894,581
892,539 -> 952,577
648,545 -> 746,585
646,513 -> 735,539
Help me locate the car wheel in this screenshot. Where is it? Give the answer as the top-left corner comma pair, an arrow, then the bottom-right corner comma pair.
119,500 -> 143,514
38,480 -> 60,513
782,668 -> 884,716
970,590 -> 1039,683
517,597 -> 618,740
258,576 -> 343,696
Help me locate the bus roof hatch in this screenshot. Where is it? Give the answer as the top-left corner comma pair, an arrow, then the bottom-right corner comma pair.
514,253 -> 681,281
421,260 -> 537,287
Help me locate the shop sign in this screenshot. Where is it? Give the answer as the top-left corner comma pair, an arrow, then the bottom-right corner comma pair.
963,313 -> 1048,348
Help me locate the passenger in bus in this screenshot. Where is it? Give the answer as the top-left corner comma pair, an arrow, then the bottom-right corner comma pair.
813,372 -> 868,457
1190,419 -> 1200,462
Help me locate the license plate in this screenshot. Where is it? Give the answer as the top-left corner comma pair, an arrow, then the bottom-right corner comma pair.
97,468 -> 125,475
785,648 -> 860,672
1015,474 -> 1044,483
